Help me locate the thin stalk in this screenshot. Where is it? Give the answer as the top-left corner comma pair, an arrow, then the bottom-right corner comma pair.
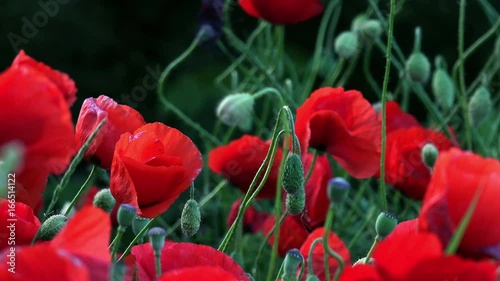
63,165 -> 98,216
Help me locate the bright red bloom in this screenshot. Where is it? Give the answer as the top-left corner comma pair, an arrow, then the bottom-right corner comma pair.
262,215 -> 309,257
111,122 -> 202,218
0,199 -> 40,251
0,51 -> 77,210
382,126 -> 454,200
300,227 -> 351,280
131,242 -> 249,281
158,266 -> 239,281
208,135 -> 283,199
386,219 -> 418,240
298,153 -> 332,230
339,265 -> 380,281
75,95 -> 146,170
379,101 -> 419,134
419,148 -> 500,260
227,199 -> 269,233
0,206 -> 111,281
239,0 -> 324,25
295,87 -> 381,179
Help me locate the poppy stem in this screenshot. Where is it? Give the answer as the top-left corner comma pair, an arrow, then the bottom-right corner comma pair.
111,226 -> 126,261
322,58 -> 345,87
308,238 -> 324,274
116,216 -> 159,263
363,237 -> 380,264
304,150 -> 318,184
322,206 -> 345,281
378,0 -> 396,213
253,213 -> 286,279
62,165 -> 98,216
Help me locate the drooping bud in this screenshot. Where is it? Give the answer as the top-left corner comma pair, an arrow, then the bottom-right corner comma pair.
148,227 -> 167,252
375,212 -> 398,239
216,93 -> 255,131
327,177 -> 350,205
286,188 -> 305,215
468,86 -> 492,127
282,153 -> 304,195
431,57 -> 455,110
282,249 -> 303,281
132,216 -> 151,241
92,188 -> 116,213
406,53 -> 431,83
117,204 -> 137,228
36,214 -> 68,241
334,31 -> 359,59
421,143 -> 438,169
181,199 -> 201,237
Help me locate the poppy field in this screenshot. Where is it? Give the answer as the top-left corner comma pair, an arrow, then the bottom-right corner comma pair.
1,0 -> 500,280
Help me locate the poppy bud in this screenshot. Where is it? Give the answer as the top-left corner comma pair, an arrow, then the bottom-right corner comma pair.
181,199 -> 201,237
286,188 -> 305,215
306,274 -> 320,281
334,31 -> 359,59
36,214 -> 68,241
406,52 -> 431,83
432,69 -> 455,109
148,227 -> 167,253
468,86 -> 492,127
216,93 -> 255,131
132,216 -> 151,241
421,143 -> 438,169
351,14 -> 368,33
327,177 -> 350,205
283,153 -> 304,195
92,188 -> 116,213
282,248 -> 303,281
361,20 -> 383,40
375,212 -> 397,239
117,204 -> 137,228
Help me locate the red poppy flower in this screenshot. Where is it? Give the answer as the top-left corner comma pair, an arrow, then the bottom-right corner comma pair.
382,126 -> 454,200
131,242 -> 249,281
379,101 -> 419,134
111,122 -> 202,218
159,266 -> 239,281
227,199 -> 269,233
0,51 -> 77,210
300,227 -> 351,280
295,87 -> 381,179
419,148 -> 500,260
209,135 -> 283,199
239,0 -> 324,24
75,95 -> 146,170
262,215 -> 309,257
386,218 -> 418,240
0,206 -> 111,281
298,153 -> 332,230
0,199 -> 40,251
339,265 -> 380,281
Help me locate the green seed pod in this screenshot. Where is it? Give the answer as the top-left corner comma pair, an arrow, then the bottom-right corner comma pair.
327,177 -> 350,205
148,227 -> 167,252
468,86 -> 492,127
432,69 -> 455,109
375,212 -> 398,239
406,52 -> 431,83
216,93 -> 255,131
286,188 -> 305,215
36,214 -> 68,241
92,188 -> 116,213
117,204 -> 137,228
334,31 -> 359,60
132,216 -> 151,238
282,248 -> 303,280
421,143 -> 439,169
283,153 -> 304,195
181,199 -> 201,237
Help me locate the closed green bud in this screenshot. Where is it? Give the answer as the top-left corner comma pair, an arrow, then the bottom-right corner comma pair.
117,204 -> 137,228
92,189 -> 116,213
334,31 -> 359,59
351,15 -> 368,32
148,227 -> 166,252
327,177 -> 350,205
361,20 -> 382,39
421,143 -> 438,169
286,188 -> 305,215
406,52 -> 431,83
283,249 -> 303,279
283,154 -> 304,195
432,69 -> 455,109
375,212 -> 397,239
216,93 -> 255,131
132,216 -> 151,237
36,214 -> 68,241
181,199 -> 201,237
468,86 -> 492,127
306,274 -> 320,281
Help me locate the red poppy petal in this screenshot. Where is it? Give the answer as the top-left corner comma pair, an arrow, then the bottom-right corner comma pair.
158,266 -> 239,281
339,265 -> 381,281
0,199 -> 40,251
239,0 -> 324,24
262,215 -> 309,257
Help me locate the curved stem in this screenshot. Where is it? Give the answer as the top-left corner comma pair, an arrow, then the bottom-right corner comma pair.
253,87 -> 286,107
457,0 -> 471,150
63,165 -> 98,216
364,237 -> 380,264
308,238 -> 324,274
322,59 -> 346,87
304,150 -> 318,183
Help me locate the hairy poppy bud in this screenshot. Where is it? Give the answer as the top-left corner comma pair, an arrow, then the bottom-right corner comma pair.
327,177 -> 350,205
351,14 -> 368,33
362,20 -> 382,40
282,248 -> 303,281
406,52 -> 431,83
421,143 -> 438,169
286,188 -> 305,215
148,227 -> 167,252
216,93 -> 255,131
117,204 -> 137,228
432,69 -> 455,109
93,188 -> 116,213
375,212 -> 398,239
334,31 -> 359,59
468,86 -> 492,127
36,214 -> 68,241
283,153 -> 304,195
306,274 -> 320,281
181,199 -> 201,237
